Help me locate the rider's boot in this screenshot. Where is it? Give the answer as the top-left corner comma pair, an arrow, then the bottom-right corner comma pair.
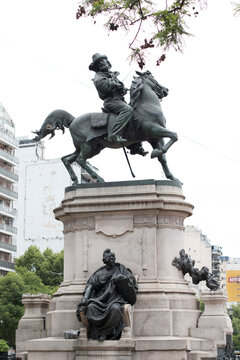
127,143 -> 148,156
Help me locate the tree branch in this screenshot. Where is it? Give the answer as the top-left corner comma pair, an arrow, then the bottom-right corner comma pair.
169,0 -> 188,13
129,18 -> 143,48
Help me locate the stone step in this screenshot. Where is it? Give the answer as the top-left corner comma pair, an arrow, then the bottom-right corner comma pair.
190,338 -> 216,352
188,350 -> 217,360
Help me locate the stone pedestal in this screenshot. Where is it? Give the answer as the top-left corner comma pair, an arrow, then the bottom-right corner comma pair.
16,294 -> 51,357
46,179 -> 199,338
190,290 -> 233,346
25,180 -> 220,360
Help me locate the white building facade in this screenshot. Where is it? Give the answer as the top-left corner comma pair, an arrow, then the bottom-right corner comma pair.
0,103 -> 18,276
16,138 -> 84,256
183,226 -> 212,294
184,225 -> 212,271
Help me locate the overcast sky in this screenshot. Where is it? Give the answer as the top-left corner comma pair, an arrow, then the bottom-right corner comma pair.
0,0 -> 239,257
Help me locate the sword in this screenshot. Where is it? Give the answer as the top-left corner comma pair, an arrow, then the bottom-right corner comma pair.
122,144 -> 136,178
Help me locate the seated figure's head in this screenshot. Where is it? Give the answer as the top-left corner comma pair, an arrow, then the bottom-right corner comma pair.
103,248 -> 116,266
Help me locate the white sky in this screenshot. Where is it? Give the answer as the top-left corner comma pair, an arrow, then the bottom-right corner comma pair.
0,0 -> 239,257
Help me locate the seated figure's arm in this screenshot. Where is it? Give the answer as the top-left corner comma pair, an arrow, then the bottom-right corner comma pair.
76,284 -> 93,321
112,273 -> 126,284
80,284 -> 93,305
112,271 -> 137,290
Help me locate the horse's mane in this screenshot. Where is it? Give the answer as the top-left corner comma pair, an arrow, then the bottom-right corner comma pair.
129,76 -> 144,109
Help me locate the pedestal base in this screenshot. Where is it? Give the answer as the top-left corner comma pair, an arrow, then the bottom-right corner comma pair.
21,180 -> 230,360
26,336 -> 217,360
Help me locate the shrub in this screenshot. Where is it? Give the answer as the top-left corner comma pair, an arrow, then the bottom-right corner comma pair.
0,339 -> 9,352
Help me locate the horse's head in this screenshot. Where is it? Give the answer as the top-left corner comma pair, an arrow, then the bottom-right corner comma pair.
32,110 -> 66,142
136,70 -> 169,100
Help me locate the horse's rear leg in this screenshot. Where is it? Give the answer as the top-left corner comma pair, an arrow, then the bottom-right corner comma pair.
148,139 -> 177,181
61,150 -> 79,185
75,143 -> 105,183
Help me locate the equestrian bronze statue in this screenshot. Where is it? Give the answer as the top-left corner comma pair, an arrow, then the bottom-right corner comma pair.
33,54 -> 179,184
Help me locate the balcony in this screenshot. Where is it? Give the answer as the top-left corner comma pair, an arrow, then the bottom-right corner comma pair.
0,116 -> 15,128
0,259 -> 15,270
0,148 -> 19,165
0,128 -> 18,148
0,205 -> 17,217
0,241 -> 17,252
0,166 -> 18,182
212,249 -> 222,255
0,186 -> 18,200
0,223 -> 17,235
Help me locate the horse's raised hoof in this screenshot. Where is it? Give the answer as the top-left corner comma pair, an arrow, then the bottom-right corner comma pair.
151,149 -> 164,158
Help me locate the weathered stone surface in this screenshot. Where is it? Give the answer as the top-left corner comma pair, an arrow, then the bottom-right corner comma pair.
190,289 -> 232,348
16,294 -> 51,357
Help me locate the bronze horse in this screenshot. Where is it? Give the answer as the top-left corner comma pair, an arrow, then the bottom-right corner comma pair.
33,71 -> 179,184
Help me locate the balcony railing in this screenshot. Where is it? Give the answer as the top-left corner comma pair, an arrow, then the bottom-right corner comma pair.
0,259 -> 15,269
0,116 -> 15,128
0,223 -> 17,234
0,241 -> 17,252
212,250 -> 222,255
0,129 -> 19,148
0,148 -> 19,164
0,205 -> 17,217
0,186 -> 18,199
0,167 -> 18,182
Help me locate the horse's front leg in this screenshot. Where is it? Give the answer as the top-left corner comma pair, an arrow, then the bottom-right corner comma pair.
148,126 -> 178,158
75,143 -> 105,183
148,139 -> 177,181
61,150 -> 80,185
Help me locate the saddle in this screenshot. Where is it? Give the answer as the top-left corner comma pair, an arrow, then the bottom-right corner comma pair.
87,109 -> 140,143
91,111 -> 109,129
86,112 -> 115,142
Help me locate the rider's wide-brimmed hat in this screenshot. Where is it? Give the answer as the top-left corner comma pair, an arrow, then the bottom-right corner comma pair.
89,53 -> 108,71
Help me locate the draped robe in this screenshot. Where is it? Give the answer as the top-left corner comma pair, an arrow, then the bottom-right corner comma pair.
81,263 -> 137,340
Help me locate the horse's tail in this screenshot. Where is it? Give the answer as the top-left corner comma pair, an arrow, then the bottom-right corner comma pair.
57,109 -> 75,128
32,109 -> 75,142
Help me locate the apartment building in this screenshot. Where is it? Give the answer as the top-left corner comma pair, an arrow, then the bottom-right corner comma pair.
220,256 -> 240,304
184,226 -> 212,271
0,103 -> 18,276
184,226 -> 212,294
16,137 -> 95,255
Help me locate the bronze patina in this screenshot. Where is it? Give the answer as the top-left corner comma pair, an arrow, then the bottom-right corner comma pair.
33,54 -> 179,183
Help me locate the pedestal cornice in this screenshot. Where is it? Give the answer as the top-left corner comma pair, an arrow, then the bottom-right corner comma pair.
54,179 -> 193,221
